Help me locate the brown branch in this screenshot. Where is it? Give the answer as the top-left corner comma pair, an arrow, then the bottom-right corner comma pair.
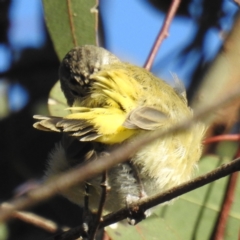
1,203 -> 64,233
234,0 -> 240,6
100,156 -> 240,227
144,0 -> 181,71
204,134 -> 240,144
89,171 -> 109,240
67,0 -> 78,47
52,156 -> 240,240
0,86 -> 240,224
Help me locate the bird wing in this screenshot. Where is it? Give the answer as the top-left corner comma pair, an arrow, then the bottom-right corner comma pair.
33,114 -> 102,141
33,67 -> 169,143
123,106 -> 168,130
33,115 -> 62,132
33,106 -> 168,144
33,106 -> 135,144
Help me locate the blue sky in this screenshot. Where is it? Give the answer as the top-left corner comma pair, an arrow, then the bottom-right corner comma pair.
101,0 -> 237,85
0,0 -> 45,72
0,0 -> 238,112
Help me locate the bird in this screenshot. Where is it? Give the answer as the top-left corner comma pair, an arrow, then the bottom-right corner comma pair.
33,45 -> 205,219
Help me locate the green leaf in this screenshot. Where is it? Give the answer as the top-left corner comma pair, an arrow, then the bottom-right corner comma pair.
155,153 -> 240,240
106,214 -> 179,240
0,224 -> 8,240
48,80 -> 70,116
42,0 -> 98,60
106,149 -> 240,239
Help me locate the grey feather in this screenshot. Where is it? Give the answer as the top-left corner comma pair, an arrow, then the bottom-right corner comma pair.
80,133 -> 102,141
33,115 -> 62,132
71,127 -> 96,137
123,106 -> 168,130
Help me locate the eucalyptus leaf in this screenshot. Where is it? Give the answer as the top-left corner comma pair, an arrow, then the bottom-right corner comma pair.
106,214 -> 178,240
106,152 -> 240,239
48,80 -> 70,116
42,0 -> 98,60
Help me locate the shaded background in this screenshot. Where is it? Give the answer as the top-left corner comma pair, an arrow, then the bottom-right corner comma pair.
0,0 -> 239,239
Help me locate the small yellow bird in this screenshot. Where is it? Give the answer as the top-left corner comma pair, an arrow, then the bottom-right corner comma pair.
34,45 -> 205,217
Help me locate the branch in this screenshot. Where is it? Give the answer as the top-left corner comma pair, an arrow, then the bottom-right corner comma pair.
204,134 -> 240,144
52,156 -> 240,240
144,0 -> 181,71
1,203 -> 64,233
101,156 -> 240,227
0,86 -> 240,223
89,171 -> 109,240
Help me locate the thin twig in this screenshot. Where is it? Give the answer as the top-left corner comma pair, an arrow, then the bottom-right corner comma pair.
100,156 -> 240,227
144,0 -> 181,71
204,134 -> 240,144
52,156 -> 240,239
1,203 -> 63,233
0,86 -> 240,223
234,0 -> 240,6
89,170 -> 109,240
84,183 -> 90,212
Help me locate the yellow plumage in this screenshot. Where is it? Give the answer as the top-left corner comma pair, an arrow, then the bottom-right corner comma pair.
65,67 -> 141,144
35,63 -> 195,144
33,45 -> 205,216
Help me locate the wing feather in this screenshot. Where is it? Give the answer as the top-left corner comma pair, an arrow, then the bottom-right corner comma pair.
123,107 -> 168,130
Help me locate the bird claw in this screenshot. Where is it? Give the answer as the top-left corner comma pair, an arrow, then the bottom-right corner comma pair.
126,194 -> 148,225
